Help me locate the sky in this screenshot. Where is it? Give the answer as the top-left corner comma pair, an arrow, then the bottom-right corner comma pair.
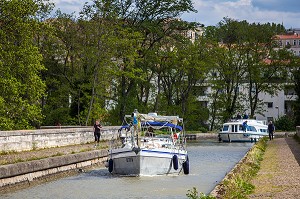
51,0 -> 299,29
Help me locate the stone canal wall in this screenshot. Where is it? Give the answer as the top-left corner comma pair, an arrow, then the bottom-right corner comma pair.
0,150 -> 108,189
0,126 -> 120,152
0,128 -> 217,152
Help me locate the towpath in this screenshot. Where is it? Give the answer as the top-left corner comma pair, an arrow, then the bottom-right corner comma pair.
249,135 -> 300,198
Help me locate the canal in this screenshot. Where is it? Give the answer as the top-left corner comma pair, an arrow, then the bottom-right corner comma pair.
1,140 -> 253,199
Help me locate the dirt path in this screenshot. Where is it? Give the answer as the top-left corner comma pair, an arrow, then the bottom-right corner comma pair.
249,137 -> 300,198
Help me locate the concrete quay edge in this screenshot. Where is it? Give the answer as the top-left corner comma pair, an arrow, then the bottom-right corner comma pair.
0,150 -> 108,188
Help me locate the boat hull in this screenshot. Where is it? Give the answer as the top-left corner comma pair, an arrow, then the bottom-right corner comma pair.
219,132 -> 267,142
110,148 -> 187,176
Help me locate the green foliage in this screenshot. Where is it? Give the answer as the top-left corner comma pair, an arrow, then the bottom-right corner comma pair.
204,18 -> 292,129
186,187 -> 216,199
293,67 -> 300,126
275,115 -> 295,131
0,0 -> 46,130
43,107 -> 74,126
198,126 -> 208,133
0,0 -> 296,131
228,177 -> 255,198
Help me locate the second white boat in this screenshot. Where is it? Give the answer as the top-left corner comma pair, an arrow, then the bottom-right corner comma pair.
218,119 -> 268,142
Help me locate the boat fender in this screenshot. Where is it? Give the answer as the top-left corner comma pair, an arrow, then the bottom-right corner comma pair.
105,160 -> 109,168
108,159 -> 113,173
183,159 -> 189,175
132,147 -> 141,154
173,133 -> 178,140
172,155 -> 178,170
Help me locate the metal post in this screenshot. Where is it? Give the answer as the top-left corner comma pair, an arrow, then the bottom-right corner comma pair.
275,106 -> 279,119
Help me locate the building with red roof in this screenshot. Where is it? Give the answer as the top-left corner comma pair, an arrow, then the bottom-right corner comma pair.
274,33 -> 300,57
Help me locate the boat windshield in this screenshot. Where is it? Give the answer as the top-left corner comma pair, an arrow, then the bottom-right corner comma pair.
222,125 -> 229,131
247,126 -> 257,132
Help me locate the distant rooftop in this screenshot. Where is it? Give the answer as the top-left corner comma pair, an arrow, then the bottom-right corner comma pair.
274,34 -> 300,40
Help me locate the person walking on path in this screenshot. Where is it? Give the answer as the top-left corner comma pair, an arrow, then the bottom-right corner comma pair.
268,120 -> 275,140
93,120 -> 102,147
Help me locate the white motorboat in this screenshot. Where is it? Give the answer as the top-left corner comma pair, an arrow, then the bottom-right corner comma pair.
218,119 -> 268,142
106,112 -> 189,176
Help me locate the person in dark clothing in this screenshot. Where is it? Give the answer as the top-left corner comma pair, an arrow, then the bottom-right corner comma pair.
268,121 -> 275,140
93,120 -> 102,147
242,121 -> 248,132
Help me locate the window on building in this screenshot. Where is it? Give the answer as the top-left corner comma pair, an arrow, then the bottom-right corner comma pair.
294,40 -> 297,45
286,41 -> 290,45
211,72 -> 217,77
298,40 -> 300,46
267,102 -> 273,108
267,117 -> 273,122
294,50 -> 298,55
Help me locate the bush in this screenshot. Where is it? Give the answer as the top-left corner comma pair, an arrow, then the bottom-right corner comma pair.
275,115 -> 295,131
186,187 -> 216,199
198,126 -> 208,133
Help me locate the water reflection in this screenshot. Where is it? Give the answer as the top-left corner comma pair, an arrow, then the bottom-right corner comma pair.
1,140 -> 253,199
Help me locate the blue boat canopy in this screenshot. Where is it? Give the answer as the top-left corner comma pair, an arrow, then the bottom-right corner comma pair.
120,121 -> 183,131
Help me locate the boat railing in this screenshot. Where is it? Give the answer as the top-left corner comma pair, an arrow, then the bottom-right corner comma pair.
227,119 -> 268,125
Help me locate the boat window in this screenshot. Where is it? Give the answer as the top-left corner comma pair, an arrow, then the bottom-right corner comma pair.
233,125 -> 238,132
247,126 -> 257,132
223,125 -> 229,131
239,125 -> 244,131
260,129 -> 267,133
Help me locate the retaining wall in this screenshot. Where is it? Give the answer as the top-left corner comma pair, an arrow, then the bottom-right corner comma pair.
0,126 -> 120,152
0,150 -> 108,188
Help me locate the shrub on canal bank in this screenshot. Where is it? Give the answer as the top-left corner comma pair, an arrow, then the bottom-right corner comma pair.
275,115 -> 295,131
187,137 -> 268,199
213,137 -> 267,198
186,187 -> 215,199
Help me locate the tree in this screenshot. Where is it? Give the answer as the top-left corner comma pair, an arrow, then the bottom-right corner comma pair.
205,18 -> 291,129
205,18 -> 247,123
0,0 -> 46,130
242,23 -> 291,118
90,0 -> 198,122
40,12 -> 82,126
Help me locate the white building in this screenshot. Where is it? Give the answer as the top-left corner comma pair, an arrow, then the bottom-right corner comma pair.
274,32 -> 300,57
